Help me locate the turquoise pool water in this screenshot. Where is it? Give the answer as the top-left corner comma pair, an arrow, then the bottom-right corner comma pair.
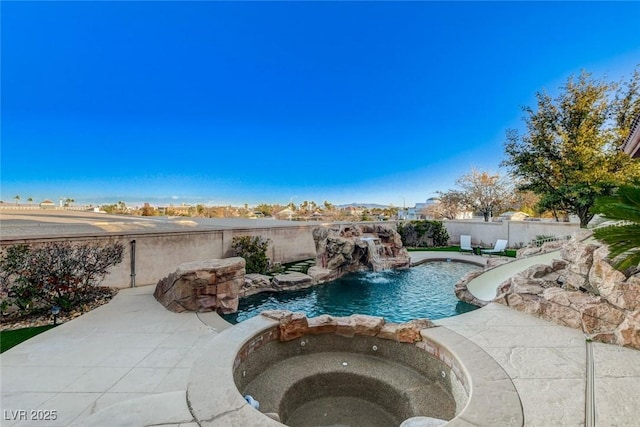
222,261 -> 481,324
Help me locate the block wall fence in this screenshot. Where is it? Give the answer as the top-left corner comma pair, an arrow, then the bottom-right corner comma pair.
0,220 -> 580,289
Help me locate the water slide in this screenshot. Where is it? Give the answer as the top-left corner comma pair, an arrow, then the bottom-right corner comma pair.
467,250 -> 562,302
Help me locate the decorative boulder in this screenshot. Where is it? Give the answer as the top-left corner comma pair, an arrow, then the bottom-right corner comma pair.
306,266 -> 338,284
154,258 -> 245,314
313,223 -> 410,276
272,272 -> 314,290
242,273 -> 273,297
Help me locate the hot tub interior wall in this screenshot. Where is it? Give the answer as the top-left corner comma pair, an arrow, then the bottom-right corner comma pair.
281,371 -> 405,426
233,331 -> 470,423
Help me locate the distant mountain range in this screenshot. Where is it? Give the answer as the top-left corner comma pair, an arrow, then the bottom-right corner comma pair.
337,202 -> 392,209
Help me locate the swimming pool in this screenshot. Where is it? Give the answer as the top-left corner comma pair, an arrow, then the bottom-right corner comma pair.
222,261 -> 481,324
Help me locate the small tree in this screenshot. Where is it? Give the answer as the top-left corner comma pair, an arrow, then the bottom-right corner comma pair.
140,204 -> 156,216
430,191 -> 468,220
0,241 -> 124,314
446,168 -> 515,221
231,236 -> 271,274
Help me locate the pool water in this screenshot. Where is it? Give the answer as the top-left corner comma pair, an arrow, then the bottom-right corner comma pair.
222,261 -> 481,324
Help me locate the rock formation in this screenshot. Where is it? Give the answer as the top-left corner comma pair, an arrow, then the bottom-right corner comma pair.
490,232 -> 640,349
261,310 -> 435,343
154,258 -> 245,314
313,223 -> 410,275
454,270 -> 488,307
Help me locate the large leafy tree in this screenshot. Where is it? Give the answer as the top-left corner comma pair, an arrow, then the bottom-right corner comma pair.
503,69 -> 640,227
593,184 -> 640,271
430,191 -> 468,220
449,168 -> 515,222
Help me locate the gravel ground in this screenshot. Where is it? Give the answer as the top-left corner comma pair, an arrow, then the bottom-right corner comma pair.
0,287 -> 118,331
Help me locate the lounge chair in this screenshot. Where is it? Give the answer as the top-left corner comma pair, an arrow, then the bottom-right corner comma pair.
481,239 -> 508,257
459,235 -> 473,254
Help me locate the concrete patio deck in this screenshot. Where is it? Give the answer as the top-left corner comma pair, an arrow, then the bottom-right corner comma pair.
2,255 -> 640,426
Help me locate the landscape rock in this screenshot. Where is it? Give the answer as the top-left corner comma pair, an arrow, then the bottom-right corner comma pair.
589,246 -> 626,296
378,319 -> 434,343
265,312 -> 436,345
517,240 -> 566,258
540,300 -> 584,329
306,266 -> 338,284
272,272 -> 314,290
154,258 -> 244,314
454,270 -> 489,306
278,311 -> 309,342
314,223 -> 410,276
614,309 -> 640,349
559,270 -> 588,291
580,303 -> 626,334
307,314 -> 337,334
561,239 -> 598,276
490,233 -> 640,349
351,314 -> 384,336
335,316 -> 357,337
242,273 -> 273,297
604,282 -> 640,310
520,263 -> 555,279
508,276 -> 546,295
261,310 -> 294,322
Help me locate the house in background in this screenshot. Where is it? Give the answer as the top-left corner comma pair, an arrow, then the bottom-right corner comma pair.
406,198 -> 439,220
406,198 -> 473,220
275,207 -> 297,220
39,199 -> 56,209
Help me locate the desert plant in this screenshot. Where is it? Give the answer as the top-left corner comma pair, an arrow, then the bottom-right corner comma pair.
593,184 -> 640,270
0,241 -> 124,315
231,236 -> 271,274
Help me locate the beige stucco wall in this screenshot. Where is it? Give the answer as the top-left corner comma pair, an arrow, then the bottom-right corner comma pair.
0,225 -> 318,289
444,220 -> 580,247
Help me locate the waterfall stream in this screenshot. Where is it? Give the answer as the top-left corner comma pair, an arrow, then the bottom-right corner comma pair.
362,237 -> 385,272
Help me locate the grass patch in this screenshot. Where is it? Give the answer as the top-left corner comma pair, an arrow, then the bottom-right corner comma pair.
407,246 -> 517,258
1,325 -> 56,353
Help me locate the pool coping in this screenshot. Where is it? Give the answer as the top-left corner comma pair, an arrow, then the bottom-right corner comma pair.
187,314 -> 524,426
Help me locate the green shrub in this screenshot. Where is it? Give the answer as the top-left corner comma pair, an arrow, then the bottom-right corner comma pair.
397,220 -> 450,247
231,236 -> 271,274
0,241 -> 124,316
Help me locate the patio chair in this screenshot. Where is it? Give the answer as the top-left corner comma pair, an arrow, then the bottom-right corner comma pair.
481,239 -> 508,257
459,235 -> 473,254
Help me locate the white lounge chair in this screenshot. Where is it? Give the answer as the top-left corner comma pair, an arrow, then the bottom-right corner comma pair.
459,235 -> 473,254
481,239 -> 508,257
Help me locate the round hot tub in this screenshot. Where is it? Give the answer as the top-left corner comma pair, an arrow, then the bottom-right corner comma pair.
187,313 -> 524,427
237,334 -> 462,426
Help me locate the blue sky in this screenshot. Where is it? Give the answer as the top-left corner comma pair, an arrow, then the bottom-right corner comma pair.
2,1 -> 639,208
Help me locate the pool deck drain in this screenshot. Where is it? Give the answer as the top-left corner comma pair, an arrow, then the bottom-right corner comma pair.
1,252 -> 640,426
